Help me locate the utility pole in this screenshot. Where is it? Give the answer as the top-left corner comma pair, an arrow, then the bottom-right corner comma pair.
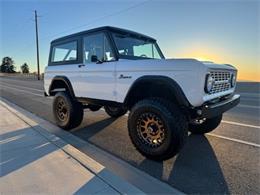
34,10 -> 40,80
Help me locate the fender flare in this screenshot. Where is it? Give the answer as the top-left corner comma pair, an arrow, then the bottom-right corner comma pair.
49,76 -> 75,98
124,75 -> 190,107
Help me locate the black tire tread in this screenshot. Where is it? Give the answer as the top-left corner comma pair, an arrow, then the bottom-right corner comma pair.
128,98 -> 188,161
53,92 -> 83,130
104,106 -> 127,118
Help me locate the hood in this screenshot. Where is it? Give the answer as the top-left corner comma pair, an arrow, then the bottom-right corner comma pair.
118,58 -> 237,72
119,58 -> 203,71
163,58 -> 237,71
200,61 -> 237,71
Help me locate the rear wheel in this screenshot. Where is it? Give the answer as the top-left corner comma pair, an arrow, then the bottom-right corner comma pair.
53,92 -> 83,130
88,104 -> 102,112
128,98 -> 188,161
189,115 -> 222,134
104,106 -> 127,118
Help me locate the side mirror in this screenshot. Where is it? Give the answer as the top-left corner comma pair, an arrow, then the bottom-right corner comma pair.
91,55 -> 103,64
91,55 -> 98,62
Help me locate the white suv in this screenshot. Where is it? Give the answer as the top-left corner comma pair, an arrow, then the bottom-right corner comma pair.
44,26 -> 240,160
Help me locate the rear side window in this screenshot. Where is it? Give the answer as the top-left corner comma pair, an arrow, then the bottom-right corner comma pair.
51,41 -> 77,63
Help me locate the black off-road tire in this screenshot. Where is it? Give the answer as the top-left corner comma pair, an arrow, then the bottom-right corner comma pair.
104,106 -> 127,118
53,92 -> 83,130
128,98 -> 188,161
88,104 -> 102,112
189,115 -> 222,134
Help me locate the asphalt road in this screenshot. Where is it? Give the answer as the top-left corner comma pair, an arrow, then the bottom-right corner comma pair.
1,76 -> 259,194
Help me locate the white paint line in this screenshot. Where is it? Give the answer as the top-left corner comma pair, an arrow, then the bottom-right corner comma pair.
237,104 -> 260,109
102,108 -> 260,129
2,83 -> 259,110
222,120 -> 260,129
2,89 -> 260,151
4,82 -> 259,131
241,96 -> 260,101
1,81 -> 43,92
105,108 -> 260,147
1,85 -> 43,97
207,133 -> 260,148
239,92 -> 260,98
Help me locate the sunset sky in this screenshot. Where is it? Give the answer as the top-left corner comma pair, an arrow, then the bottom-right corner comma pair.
1,0 -> 259,81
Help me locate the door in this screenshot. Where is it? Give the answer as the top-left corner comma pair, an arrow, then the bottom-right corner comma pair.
49,38 -> 83,96
77,32 -> 116,101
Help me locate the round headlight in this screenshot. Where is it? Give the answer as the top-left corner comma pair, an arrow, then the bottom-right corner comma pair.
205,75 -> 215,93
231,74 -> 236,87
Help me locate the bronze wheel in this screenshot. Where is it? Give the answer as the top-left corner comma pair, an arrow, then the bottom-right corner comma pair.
56,97 -> 68,122
128,98 -> 188,161
136,112 -> 165,148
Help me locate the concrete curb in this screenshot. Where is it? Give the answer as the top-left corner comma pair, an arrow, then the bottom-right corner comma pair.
0,97 -> 183,194
0,98 -> 143,194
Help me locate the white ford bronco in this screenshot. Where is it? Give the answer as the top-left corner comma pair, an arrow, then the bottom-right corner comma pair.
44,26 -> 240,160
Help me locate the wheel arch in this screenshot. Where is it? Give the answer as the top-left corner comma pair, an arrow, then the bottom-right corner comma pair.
124,76 -> 190,109
49,76 -> 75,98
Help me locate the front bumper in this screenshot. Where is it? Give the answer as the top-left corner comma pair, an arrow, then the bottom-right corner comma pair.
200,94 -> 240,118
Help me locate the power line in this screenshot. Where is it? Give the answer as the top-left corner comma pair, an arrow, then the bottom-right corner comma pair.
20,1 -> 150,56
42,0 -> 150,40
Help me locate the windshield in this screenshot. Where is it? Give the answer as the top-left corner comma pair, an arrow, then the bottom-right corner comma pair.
112,33 -> 164,59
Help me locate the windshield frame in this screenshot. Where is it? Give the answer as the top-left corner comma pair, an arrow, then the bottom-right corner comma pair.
110,32 -> 165,60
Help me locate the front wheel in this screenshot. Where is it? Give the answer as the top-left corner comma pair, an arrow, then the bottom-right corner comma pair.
53,92 -> 83,130
104,106 -> 127,118
189,115 -> 222,134
128,98 -> 188,161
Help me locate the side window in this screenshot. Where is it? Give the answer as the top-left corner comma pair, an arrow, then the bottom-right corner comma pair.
133,44 -> 153,58
133,43 -> 161,59
84,33 -> 115,63
51,41 -> 77,62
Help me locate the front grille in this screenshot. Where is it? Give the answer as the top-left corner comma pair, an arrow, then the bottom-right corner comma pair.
209,71 -> 232,94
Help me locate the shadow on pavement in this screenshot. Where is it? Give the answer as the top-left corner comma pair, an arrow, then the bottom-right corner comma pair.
0,126 -> 61,177
72,117 -> 117,139
70,115 -> 229,193
138,134 -> 229,194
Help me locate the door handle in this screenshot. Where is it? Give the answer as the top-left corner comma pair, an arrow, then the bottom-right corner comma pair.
78,64 -> 85,68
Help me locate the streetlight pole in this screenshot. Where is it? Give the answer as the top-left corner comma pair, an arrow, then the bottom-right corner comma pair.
34,10 -> 40,80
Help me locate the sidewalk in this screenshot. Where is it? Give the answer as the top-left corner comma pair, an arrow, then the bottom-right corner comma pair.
0,101 -> 143,194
